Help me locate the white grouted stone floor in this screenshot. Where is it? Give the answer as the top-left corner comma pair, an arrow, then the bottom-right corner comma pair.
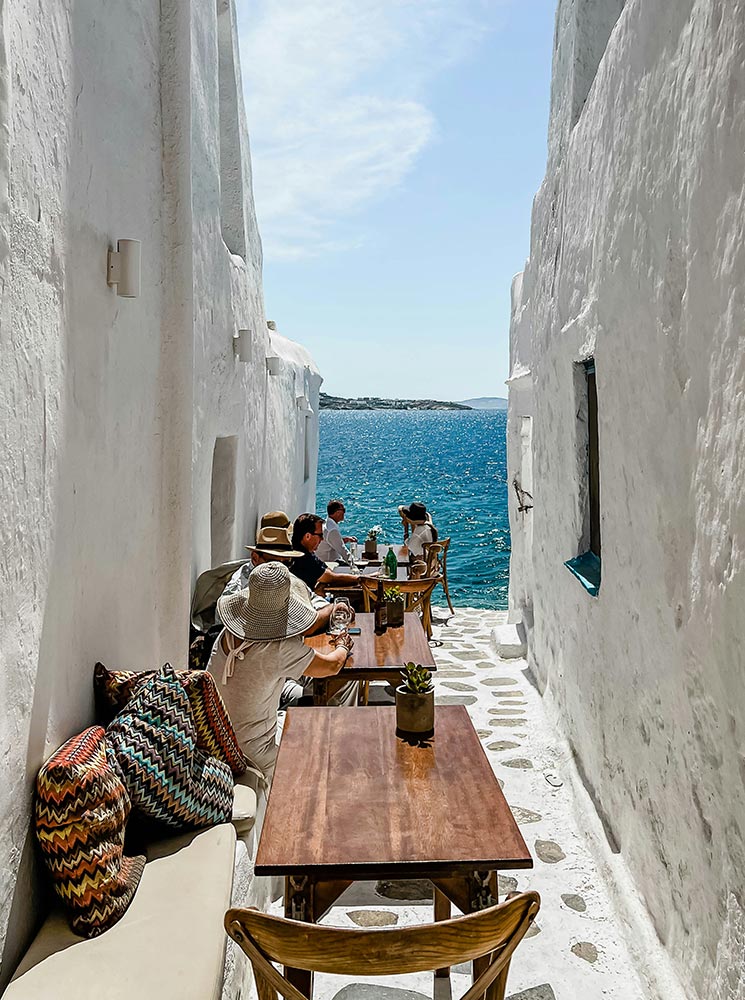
268,607 -> 659,1000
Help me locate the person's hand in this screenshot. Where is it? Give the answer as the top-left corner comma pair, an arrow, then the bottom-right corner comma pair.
344,535 -> 358,543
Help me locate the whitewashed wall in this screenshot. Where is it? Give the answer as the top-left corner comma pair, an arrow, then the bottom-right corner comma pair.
508,1 -> 745,996
0,0 -> 319,984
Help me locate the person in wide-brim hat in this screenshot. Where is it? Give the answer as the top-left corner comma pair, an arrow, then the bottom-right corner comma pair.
245,523 -> 304,559
207,561 -> 354,780
398,501 -> 433,526
217,561 -> 317,641
398,501 -> 438,558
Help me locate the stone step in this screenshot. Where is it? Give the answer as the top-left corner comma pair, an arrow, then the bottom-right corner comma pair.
491,621 -> 527,659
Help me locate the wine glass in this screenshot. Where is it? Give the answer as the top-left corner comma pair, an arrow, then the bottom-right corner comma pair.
330,597 -> 352,635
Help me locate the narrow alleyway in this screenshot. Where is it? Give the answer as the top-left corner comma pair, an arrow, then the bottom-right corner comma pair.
270,608 -> 666,1000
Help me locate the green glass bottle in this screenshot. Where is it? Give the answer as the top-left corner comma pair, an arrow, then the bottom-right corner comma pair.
385,545 -> 398,581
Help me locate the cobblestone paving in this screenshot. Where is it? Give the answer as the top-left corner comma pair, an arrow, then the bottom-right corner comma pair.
274,608 -> 654,1000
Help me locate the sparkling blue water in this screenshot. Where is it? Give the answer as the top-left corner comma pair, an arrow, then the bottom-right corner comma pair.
316,409 -> 510,610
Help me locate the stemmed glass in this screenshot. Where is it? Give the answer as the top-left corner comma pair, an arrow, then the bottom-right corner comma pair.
330,597 -> 353,635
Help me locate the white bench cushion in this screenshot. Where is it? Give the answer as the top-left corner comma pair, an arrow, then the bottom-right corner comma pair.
8,823 -> 237,1000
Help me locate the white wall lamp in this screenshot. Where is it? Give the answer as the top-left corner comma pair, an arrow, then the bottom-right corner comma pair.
233,328 -> 251,363
266,356 -> 282,376
107,239 -> 141,298
296,394 -> 312,412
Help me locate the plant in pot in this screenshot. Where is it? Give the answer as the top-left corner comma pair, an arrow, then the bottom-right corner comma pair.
396,662 -> 434,740
384,586 -> 405,627
364,524 -> 383,558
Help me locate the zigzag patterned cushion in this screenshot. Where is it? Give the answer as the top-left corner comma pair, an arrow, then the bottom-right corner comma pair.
94,662 -> 249,776
105,665 -> 234,830
35,726 -> 146,937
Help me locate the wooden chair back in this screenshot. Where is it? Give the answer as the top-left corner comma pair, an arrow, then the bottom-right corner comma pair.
423,536 -> 454,615
225,891 -> 540,1000
359,576 -> 439,637
424,542 -> 443,578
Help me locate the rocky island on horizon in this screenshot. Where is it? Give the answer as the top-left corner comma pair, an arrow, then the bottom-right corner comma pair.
319,392 -> 507,411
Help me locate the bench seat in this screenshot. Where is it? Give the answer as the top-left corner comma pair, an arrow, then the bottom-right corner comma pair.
7,785 -> 258,1000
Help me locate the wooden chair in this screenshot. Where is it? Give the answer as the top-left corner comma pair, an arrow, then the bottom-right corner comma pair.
424,537 -> 455,615
359,576 -> 439,639
225,891 -> 540,1000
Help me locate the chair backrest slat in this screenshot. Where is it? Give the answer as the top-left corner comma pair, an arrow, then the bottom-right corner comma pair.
225,892 -> 539,977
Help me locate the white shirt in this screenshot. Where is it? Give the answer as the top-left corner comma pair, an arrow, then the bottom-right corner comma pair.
316,515 -> 351,565
207,631 -> 315,777
407,523 -> 435,558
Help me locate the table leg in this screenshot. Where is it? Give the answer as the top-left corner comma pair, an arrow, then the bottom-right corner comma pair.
284,875 -> 315,998
432,872 -> 499,998
313,678 -> 329,706
468,871 -> 499,1000
434,887 -> 451,978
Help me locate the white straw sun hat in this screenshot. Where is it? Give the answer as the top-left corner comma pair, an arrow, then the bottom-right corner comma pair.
216,562 -> 317,641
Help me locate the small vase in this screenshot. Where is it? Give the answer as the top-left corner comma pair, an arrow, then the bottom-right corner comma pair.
364,540 -> 378,558
386,601 -> 404,628
395,687 -> 435,740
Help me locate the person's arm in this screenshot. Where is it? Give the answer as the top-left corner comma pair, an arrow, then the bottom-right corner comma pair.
318,567 -> 359,587
302,634 -> 353,678
304,602 -> 333,636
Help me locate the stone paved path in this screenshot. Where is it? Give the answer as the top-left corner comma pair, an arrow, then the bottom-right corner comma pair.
270,607 -> 657,1000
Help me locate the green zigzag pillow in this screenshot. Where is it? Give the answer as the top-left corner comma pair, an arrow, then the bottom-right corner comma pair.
105,664 -> 234,831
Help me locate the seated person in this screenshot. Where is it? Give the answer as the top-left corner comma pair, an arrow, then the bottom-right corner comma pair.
316,499 -> 357,565
398,501 -> 438,558
223,511 -> 296,597
290,513 -> 360,593
207,562 -> 353,780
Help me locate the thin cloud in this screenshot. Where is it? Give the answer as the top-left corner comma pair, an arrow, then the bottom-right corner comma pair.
237,0 -> 501,260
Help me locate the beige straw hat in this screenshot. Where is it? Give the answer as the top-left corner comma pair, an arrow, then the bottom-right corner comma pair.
216,562 -> 317,641
245,523 -> 304,558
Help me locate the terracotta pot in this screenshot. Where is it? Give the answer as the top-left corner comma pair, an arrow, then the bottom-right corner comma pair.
364,540 -> 378,557
386,600 -> 404,628
395,687 -> 434,739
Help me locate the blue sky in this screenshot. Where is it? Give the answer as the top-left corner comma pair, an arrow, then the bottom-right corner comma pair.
237,0 -> 556,401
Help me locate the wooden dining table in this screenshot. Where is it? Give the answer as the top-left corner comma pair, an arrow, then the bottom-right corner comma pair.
305,612 -> 435,705
256,705 -> 533,998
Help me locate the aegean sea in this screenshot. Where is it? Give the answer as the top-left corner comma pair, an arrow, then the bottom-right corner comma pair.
316,409 -> 510,610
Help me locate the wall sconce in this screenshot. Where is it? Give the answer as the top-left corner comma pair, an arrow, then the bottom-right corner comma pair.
266,356 -> 282,376
107,239 -> 141,298
233,329 -> 251,363
296,394 -> 312,412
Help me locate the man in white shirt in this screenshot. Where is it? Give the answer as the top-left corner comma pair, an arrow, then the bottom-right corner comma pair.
316,499 -> 357,565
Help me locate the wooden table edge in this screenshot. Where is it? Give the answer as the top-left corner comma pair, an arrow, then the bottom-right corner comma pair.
255,858 -> 534,879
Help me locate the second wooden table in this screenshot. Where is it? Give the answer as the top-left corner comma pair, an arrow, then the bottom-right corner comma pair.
306,612 -> 435,705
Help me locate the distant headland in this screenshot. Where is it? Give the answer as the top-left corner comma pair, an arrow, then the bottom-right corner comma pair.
319,392 -> 507,411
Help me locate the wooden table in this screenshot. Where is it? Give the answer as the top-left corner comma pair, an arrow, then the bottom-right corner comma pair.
306,612 -> 435,705
256,706 -> 532,997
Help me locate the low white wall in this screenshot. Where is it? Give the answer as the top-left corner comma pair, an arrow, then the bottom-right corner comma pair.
509,1 -> 745,996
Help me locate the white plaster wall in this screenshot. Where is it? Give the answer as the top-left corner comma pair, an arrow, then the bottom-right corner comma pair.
0,0 -> 320,983
509,1 -> 745,995
189,0 -> 320,576
506,271 -> 535,631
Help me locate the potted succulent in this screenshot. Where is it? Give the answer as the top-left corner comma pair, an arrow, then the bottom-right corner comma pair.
396,662 -> 435,740
364,524 -> 383,558
384,586 -> 405,627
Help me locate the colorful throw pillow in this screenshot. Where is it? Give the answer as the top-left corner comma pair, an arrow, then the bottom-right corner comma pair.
35,726 -> 146,938
105,664 -> 234,831
94,661 -> 249,776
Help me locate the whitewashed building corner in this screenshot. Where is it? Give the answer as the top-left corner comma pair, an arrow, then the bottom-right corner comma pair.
0,0 -> 320,986
507,1 -> 745,998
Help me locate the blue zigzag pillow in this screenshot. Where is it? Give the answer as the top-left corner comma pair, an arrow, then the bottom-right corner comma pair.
105,664 -> 233,830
